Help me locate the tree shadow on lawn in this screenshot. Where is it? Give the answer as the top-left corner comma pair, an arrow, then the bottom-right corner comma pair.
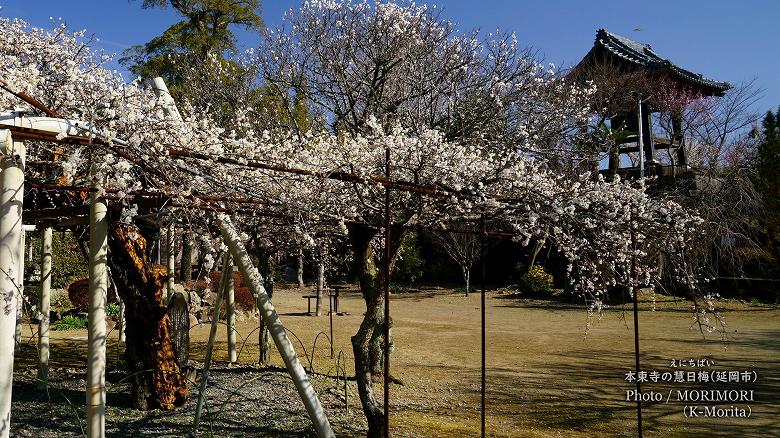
398,346 -> 779,437
495,293 -> 780,314
664,327 -> 780,355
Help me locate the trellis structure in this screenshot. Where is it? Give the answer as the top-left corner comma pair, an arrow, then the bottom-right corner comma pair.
0,73 -> 514,437
0,78 -> 505,438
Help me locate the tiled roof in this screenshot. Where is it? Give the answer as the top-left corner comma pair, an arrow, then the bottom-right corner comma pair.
592,29 -> 731,93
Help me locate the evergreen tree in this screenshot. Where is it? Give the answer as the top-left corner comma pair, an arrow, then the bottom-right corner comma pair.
756,107 -> 780,276
120,0 -> 263,87
758,108 -> 780,209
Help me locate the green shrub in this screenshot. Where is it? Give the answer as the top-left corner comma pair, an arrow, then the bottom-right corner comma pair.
52,315 -> 88,331
28,231 -> 87,289
519,265 -> 553,296
106,302 -> 121,318
50,289 -> 73,311
392,232 -> 424,286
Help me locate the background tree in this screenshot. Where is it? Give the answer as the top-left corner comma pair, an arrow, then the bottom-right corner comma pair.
122,0 -> 263,85
758,108 -> 780,208
260,1 -> 591,151
756,107 -> 780,275
651,81 -> 767,280
258,4 -> 593,434
428,226 -> 487,295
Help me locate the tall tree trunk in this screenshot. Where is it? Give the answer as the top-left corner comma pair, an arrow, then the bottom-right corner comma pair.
297,245 -> 305,288
179,228 -> 192,282
348,224 -> 385,437
463,268 -> 470,296
258,249 -> 274,365
108,222 -> 188,411
529,237 -> 544,268
315,258 -> 324,317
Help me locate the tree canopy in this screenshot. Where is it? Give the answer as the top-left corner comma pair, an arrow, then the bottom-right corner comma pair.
121,0 -> 263,86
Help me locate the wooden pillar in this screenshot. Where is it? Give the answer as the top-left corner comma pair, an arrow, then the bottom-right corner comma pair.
0,130 -> 24,438
38,227 -> 53,389
87,186 -> 108,438
226,262 -> 237,363
640,101 -> 655,170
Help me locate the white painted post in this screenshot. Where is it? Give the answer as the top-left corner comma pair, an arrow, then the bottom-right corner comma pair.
13,229 -> 24,350
87,187 -> 108,438
0,129 -> 24,438
217,214 -> 334,438
38,226 -> 53,390
226,263 -> 237,363
167,222 -> 175,301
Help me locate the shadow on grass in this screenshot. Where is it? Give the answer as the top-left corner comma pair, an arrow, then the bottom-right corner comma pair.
396,347 -> 779,437
12,339 -> 356,437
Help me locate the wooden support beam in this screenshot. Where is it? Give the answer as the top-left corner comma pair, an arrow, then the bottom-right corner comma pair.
23,205 -> 89,221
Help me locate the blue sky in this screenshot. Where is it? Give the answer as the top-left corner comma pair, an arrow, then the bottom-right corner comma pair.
2,0 -> 778,115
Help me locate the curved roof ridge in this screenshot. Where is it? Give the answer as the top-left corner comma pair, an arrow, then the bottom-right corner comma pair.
593,29 -> 731,92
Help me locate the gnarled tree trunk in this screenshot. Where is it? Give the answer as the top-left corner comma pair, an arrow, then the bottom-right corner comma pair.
108,223 -> 188,411
347,224 -> 402,438
348,224 -> 385,437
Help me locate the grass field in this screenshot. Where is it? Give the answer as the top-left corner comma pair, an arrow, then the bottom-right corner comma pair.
14,286 -> 780,437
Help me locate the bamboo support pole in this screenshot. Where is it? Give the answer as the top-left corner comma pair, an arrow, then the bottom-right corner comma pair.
37,226 -> 52,389
217,214 -> 334,438
86,184 -> 108,438
480,213 -> 486,438
0,130 -> 24,438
